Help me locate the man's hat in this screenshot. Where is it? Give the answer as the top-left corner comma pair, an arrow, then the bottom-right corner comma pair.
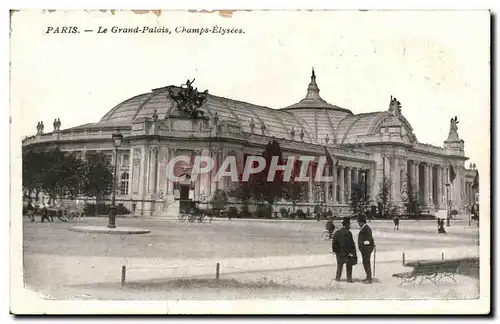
342,217 -> 350,226
357,214 -> 367,223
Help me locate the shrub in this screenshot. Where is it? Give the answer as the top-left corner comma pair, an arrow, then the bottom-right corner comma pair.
256,204 -> 272,218
240,204 -> 250,217
228,206 -> 238,219
83,203 -> 130,216
279,207 -> 289,218
451,209 -> 459,216
296,209 -> 305,219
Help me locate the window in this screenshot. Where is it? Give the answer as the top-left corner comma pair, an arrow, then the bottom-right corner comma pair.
122,154 -> 129,167
104,154 -> 112,165
120,172 -> 129,195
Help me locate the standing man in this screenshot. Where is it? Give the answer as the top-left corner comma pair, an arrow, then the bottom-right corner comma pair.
332,217 -> 357,283
357,215 -> 375,284
393,215 -> 400,231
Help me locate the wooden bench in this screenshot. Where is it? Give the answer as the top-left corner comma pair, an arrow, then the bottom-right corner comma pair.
393,259 -> 462,286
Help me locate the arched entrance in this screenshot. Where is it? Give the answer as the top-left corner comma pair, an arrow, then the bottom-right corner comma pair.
175,173 -> 193,212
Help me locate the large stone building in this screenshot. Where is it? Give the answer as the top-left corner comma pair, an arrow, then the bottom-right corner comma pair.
22,70 -> 479,217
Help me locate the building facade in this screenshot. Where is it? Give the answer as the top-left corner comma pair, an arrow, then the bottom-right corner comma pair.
22,70 -> 479,217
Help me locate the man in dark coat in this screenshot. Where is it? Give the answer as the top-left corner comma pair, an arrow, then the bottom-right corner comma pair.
332,217 -> 357,283
357,215 -> 375,283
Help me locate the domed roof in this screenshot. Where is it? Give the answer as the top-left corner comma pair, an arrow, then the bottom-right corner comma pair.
282,69 -> 352,114
280,69 -> 354,144
84,72 -> 406,146
96,84 -> 316,142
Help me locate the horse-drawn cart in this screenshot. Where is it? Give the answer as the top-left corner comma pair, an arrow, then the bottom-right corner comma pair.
177,199 -> 212,223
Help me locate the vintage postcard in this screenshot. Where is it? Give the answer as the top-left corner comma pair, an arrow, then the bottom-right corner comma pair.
10,9 -> 490,315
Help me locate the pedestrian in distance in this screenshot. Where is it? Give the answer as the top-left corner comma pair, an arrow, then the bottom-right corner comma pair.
40,201 -> 50,223
357,215 -> 375,284
438,218 -> 447,234
393,215 -> 400,231
325,216 -> 336,239
332,217 -> 357,283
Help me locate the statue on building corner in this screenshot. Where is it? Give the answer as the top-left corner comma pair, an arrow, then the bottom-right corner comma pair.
447,116 -> 460,141
388,95 -> 402,116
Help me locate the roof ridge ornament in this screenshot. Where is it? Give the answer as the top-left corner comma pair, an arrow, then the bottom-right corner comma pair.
302,67 -> 321,101
249,118 -> 255,133
388,95 -> 402,116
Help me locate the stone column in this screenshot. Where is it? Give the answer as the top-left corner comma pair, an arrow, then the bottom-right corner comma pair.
352,167 -> 359,184
346,166 -> 352,203
437,165 -> 443,208
308,161 -> 313,202
339,166 -> 345,204
383,156 -> 390,180
139,146 -> 148,200
414,161 -> 420,192
423,163 -> 430,208
392,157 -> 401,203
211,148 -> 219,195
369,164 -> 376,201
148,147 -> 158,193
194,149 -> 202,200
165,148 -> 172,195
332,164 -> 337,203
325,165 -> 330,202
429,164 -> 435,207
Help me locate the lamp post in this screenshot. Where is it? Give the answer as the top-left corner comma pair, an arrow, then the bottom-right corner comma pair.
108,128 -> 123,229
445,183 -> 451,227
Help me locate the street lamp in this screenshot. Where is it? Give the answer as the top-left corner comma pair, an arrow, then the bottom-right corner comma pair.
445,183 -> 451,227
108,128 -> 123,229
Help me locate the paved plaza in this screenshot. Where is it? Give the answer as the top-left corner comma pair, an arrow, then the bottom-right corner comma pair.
22,216 -> 480,300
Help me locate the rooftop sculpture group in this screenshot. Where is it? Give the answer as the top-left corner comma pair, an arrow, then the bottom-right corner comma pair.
168,79 -> 208,119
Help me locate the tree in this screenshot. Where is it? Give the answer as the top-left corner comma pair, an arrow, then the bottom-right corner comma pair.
210,189 -> 228,211
376,176 -> 393,218
22,148 -> 47,200
40,148 -> 68,201
82,151 -> 114,206
259,140 -> 285,205
282,180 -> 307,212
349,182 -> 372,216
401,179 -> 423,219
60,152 -> 87,199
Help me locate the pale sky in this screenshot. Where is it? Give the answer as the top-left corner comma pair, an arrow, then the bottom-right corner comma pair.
11,10 -> 490,171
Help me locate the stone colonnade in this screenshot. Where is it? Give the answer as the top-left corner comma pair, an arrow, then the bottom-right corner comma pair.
130,145 -> 376,205
383,156 -> 461,211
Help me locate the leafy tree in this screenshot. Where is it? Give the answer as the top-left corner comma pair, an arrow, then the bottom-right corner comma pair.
40,148 -> 67,201
349,182 -> 372,216
60,152 -> 87,199
210,189 -> 228,211
376,176 -> 393,218
282,180 -> 307,212
82,151 -> 114,206
230,140 -> 287,207
401,178 -> 422,219
22,148 -> 47,200
260,140 -> 285,205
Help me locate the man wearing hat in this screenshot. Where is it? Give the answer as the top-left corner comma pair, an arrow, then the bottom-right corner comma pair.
332,217 -> 357,283
357,215 -> 375,283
